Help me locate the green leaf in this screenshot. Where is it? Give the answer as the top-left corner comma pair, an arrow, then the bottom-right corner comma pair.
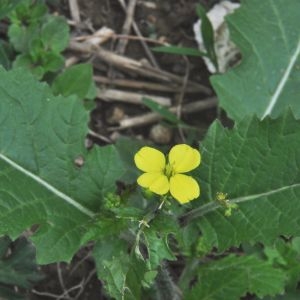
264,238 -> 300,290
0,0 -> 22,20
0,67 -> 124,264
94,238 -> 151,300
13,53 -> 45,79
263,290 -> 300,300
196,4 -> 218,72
186,254 -> 286,300
142,97 -> 183,125
52,63 -> 97,99
0,40 -> 13,69
40,15 -> 69,52
184,111 -> 300,251
93,211 -> 177,300
0,236 -> 41,288
0,236 -> 41,300
211,0 -> 300,121
152,46 -> 207,57
94,238 -> 131,300
8,23 -> 38,53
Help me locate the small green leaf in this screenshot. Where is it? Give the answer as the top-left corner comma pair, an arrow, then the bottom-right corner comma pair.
142,97 -> 183,125
152,46 -> 207,57
41,15 -> 69,52
196,4 -> 218,72
52,63 -> 97,99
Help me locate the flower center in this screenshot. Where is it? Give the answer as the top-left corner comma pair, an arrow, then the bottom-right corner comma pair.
164,163 -> 174,178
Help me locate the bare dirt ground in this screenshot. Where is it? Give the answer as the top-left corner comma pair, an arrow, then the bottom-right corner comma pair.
28,0 -> 221,299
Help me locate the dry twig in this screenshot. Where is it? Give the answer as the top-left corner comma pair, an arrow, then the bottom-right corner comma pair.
69,41 -> 211,95
98,88 -> 171,106
68,0 -> 81,24
116,0 -> 138,54
108,97 -> 218,130
94,75 -> 204,93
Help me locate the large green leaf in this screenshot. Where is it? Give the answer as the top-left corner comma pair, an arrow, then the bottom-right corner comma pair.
184,111 -> 300,251
0,67 -> 124,264
186,254 -> 286,300
211,0 -> 300,121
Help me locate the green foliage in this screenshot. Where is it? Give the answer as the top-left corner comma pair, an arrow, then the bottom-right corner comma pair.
186,111 -> 300,251
211,0 -> 300,121
7,0 -> 69,78
1,0 -> 300,299
264,238 -> 300,290
0,40 -> 14,69
0,67 -> 124,264
0,236 -> 41,299
186,254 -> 286,300
52,63 -> 97,99
152,45 -> 207,57
196,4 -> 218,71
142,97 -> 183,125
0,0 -> 22,20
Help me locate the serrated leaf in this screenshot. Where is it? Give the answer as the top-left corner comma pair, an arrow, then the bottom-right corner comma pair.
186,255 -> 286,300
94,238 -> 130,299
211,0 -> 300,120
0,67 -> 124,264
94,238 -> 150,300
185,111 -> 300,251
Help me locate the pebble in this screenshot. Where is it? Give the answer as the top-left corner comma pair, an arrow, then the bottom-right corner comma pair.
149,124 -> 173,144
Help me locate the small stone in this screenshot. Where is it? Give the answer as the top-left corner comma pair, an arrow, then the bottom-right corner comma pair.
106,106 -> 125,124
149,124 -> 173,144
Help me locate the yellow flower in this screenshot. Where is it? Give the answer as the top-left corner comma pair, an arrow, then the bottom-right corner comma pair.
134,144 -> 201,204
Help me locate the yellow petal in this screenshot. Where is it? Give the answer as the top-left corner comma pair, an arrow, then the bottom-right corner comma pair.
168,144 -> 201,173
169,174 -> 200,204
137,173 -> 169,195
134,147 -> 166,172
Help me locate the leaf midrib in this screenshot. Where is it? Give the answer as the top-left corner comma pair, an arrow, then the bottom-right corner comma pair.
0,153 -> 95,218
261,39 -> 300,119
182,182 -> 300,222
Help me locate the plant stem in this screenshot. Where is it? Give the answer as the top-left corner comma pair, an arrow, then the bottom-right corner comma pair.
179,201 -> 220,225
155,261 -> 182,300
